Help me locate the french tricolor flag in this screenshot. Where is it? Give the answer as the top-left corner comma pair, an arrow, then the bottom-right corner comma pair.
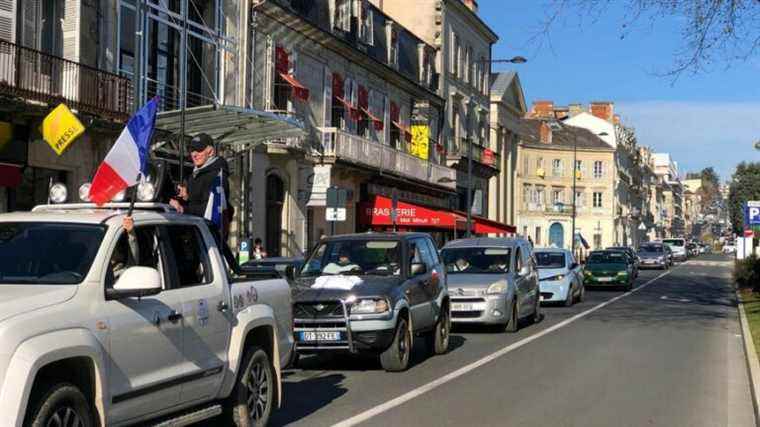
89,98 -> 158,206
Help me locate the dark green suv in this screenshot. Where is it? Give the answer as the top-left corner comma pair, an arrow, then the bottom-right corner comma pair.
583,250 -> 635,290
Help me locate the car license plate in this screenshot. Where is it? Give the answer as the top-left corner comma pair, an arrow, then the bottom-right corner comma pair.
451,303 -> 473,311
299,331 -> 341,342
596,277 -> 613,282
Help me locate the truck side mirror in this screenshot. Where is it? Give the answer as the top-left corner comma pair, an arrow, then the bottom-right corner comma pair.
107,267 -> 162,300
285,265 -> 297,281
411,262 -> 427,276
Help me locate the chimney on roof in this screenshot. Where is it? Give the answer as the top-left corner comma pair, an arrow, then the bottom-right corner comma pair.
539,122 -> 553,144
568,103 -> 583,117
462,0 -> 479,13
590,101 -> 614,123
530,100 -> 554,119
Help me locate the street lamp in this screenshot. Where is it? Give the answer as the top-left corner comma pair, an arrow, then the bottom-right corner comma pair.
568,128 -> 608,256
485,56 -> 528,65
754,139 -> 760,150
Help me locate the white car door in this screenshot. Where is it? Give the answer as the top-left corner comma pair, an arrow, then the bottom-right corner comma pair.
105,225 -> 186,424
163,224 -> 231,404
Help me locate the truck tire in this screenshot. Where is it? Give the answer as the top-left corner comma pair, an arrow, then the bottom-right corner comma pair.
380,317 -> 411,372
425,304 -> 450,355
505,299 -> 519,333
230,346 -> 275,427
27,383 -> 94,427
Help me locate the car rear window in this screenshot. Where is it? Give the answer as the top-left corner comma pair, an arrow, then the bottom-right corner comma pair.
535,252 -> 565,269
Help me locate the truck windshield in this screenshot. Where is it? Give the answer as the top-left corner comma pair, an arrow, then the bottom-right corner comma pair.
441,247 -> 511,274
301,240 -> 402,276
0,222 -> 105,285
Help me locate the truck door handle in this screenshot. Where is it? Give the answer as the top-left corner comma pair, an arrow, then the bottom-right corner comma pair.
217,301 -> 229,312
167,311 -> 183,323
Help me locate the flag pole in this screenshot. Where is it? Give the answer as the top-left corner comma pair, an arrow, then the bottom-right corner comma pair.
127,173 -> 141,216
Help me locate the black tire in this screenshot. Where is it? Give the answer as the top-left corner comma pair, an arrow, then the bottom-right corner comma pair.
531,295 -> 542,324
229,346 -> 275,427
27,383 -> 94,427
564,285 -> 574,307
380,317 -> 412,372
505,299 -> 519,333
577,284 -> 585,303
425,304 -> 451,355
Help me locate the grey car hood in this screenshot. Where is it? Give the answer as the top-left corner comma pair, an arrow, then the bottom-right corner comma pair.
447,273 -> 508,290
292,275 -> 404,302
0,285 -> 77,323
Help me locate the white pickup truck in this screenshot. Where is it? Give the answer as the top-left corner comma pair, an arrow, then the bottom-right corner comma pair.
0,203 -> 293,427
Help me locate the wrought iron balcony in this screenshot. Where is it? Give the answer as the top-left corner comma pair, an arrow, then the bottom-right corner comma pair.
321,127 -> 456,189
0,40 -> 133,121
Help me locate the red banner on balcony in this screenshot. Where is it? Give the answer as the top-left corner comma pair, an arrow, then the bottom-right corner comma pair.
358,85 -> 369,109
278,72 -> 310,102
483,148 -> 495,165
332,73 -> 344,98
361,107 -> 384,131
335,96 -> 360,121
275,46 -> 289,74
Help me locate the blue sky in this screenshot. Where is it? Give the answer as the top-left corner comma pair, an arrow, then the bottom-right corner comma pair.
478,0 -> 760,182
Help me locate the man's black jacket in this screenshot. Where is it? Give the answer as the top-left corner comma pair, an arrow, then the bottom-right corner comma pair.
183,157 -> 231,217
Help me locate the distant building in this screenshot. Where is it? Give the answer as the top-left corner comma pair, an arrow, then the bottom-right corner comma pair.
515,119 -> 616,252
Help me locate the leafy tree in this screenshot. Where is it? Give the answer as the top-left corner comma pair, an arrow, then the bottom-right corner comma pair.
539,0 -> 760,76
698,167 -> 721,210
729,162 -> 760,234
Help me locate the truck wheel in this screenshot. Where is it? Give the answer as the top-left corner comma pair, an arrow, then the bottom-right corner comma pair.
380,317 -> 411,372
230,346 -> 275,427
27,383 -> 94,427
425,305 -> 450,355
505,299 -> 519,333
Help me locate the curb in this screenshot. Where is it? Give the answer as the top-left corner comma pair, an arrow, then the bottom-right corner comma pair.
737,290 -> 760,426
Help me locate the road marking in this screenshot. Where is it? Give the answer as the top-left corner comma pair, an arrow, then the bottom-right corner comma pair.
333,269 -> 674,427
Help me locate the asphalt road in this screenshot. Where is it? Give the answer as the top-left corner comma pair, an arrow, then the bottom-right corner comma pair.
267,254 -> 755,427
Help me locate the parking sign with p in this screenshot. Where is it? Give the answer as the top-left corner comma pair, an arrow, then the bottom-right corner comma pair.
745,201 -> 760,227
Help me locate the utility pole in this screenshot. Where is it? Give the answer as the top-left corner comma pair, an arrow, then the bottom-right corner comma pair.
571,129 -> 578,255
178,0 -> 189,184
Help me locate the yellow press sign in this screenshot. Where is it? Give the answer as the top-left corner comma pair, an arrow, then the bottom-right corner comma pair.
42,104 -> 85,155
410,124 -> 429,160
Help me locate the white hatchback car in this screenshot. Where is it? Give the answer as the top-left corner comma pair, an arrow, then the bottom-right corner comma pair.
535,248 -> 585,306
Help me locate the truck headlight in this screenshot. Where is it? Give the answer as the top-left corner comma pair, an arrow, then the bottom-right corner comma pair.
486,281 -> 508,295
351,299 -> 390,314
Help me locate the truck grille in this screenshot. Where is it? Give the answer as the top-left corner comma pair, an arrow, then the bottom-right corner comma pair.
293,301 -> 344,319
294,300 -> 352,351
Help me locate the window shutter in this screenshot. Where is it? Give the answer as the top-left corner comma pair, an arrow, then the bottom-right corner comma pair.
0,0 -> 16,42
323,65 -> 332,127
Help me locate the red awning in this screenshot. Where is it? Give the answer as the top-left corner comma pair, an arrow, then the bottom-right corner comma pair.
278,72 -> 310,101
0,163 -> 22,187
360,196 -> 467,230
361,107 -> 384,131
472,216 -> 517,235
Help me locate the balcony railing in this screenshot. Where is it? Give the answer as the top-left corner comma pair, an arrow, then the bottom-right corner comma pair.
321,128 -> 456,189
0,40 -> 133,121
449,138 -> 501,169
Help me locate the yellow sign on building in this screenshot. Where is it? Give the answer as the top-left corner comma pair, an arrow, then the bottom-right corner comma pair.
41,104 -> 86,155
410,124 -> 429,160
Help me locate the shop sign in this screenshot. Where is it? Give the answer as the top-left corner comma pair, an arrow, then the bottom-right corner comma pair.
361,196 -> 457,228
42,104 -> 85,156
410,124 -> 429,160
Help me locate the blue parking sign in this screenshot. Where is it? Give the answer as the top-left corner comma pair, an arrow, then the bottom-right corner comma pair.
745,201 -> 760,226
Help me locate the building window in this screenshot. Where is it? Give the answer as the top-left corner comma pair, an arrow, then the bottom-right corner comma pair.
552,159 -> 563,177
451,32 -> 460,77
389,27 -> 399,67
575,160 -> 582,172
552,189 -> 563,205
535,227 -> 542,245
390,101 -> 401,149
593,160 -> 603,178
359,2 -> 373,45
335,0 -> 351,32
535,188 -> 545,206
593,233 -> 602,249
465,46 -> 472,83
593,192 -> 603,208
575,191 -> 584,207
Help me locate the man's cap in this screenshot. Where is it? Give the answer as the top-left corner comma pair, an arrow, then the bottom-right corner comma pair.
188,133 -> 214,152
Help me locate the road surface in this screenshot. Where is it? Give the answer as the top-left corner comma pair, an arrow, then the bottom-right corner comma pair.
267,254 -> 754,427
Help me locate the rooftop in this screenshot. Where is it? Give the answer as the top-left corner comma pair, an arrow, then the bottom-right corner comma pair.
517,119 -> 614,151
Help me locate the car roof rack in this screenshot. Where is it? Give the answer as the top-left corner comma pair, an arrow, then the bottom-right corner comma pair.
32,203 -> 176,213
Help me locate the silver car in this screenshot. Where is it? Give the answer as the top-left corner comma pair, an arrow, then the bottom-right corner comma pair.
441,238 -> 541,332
535,248 -> 585,306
